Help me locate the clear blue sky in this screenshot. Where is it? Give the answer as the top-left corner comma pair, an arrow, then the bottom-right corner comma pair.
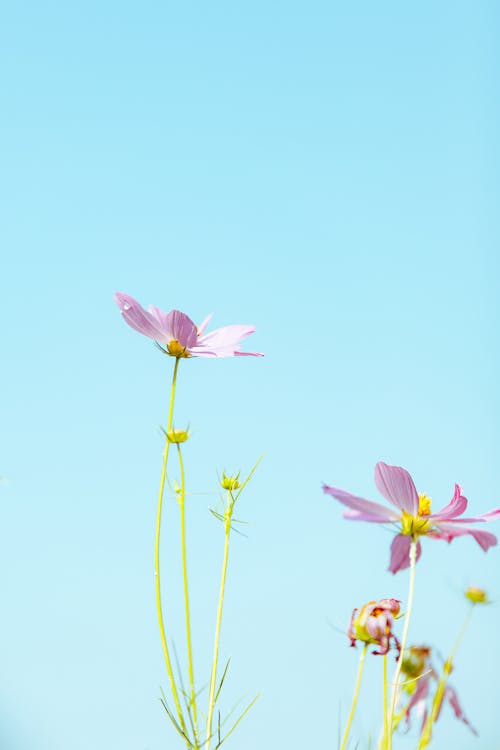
1,2 -> 499,749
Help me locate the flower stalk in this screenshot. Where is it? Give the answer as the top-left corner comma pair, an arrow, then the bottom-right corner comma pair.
205,490 -> 234,750
154,358 -> 187,736
385,538 -> 417,749
340,643 -> 369,750
177,442 -> 198,742
417,604 -> 475,748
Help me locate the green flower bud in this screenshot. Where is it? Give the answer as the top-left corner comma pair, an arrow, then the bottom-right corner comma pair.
221,471 -> 241,491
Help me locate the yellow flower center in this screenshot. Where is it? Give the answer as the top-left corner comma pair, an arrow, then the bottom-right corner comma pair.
401,494 -> 433,537
167,339 -> 190,358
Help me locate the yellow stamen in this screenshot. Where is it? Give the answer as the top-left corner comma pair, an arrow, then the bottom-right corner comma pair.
167,339 -> 190,358
418,493 -> 432,516
401,510 -> 431,537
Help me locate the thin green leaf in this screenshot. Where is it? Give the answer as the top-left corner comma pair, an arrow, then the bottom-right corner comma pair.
159,696 -> 193,746
214,658 -> 231,706
215,693 -> 260,748
233,455 -> 264,504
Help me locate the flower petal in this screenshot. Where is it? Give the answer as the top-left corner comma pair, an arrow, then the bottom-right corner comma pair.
197,313 -> 213,336
191,324 -> 263,357
430,484 -> 468,520
198,324 -> 256,348
165,310 -> 198,349
404,672 -> 431,730
388,534 -> 422,574
114,292 -> 167,340
148,304 -> 171,331
323,485 -> 400,523
455,507 -> 500,523
429,522 -> 497,551
375,462 -> 419,515
443,685 -> 477,735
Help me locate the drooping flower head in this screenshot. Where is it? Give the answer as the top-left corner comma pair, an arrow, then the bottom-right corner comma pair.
114,292 -> 263,358
399,645 -> 476,736
323,462 -> 500,574
348,598 -> 401,656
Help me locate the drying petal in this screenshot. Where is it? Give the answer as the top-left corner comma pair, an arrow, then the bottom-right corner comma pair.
442,686 -> 478,735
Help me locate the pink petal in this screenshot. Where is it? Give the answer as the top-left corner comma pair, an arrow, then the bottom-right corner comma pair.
197,313 -> 213,336
148,304 -> 171,330
458,507 -> 500,522
388,534 -> 422,574
323,485 -> 400,523
374,462 -> 419,515
165,310 -> 198,348
404,673 -> 431,730
443,685 -> 477,735
430,484 -> 468,520
191,324 -> 263,357
198,324 -> 256,347
114,292 -> 167,340
429,522 -> 497,551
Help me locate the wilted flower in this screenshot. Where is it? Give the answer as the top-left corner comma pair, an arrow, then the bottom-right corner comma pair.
323,462 -> 500,574
115,292 -> 263,358
348,598 -> 401,655
465,585 -> 489,605
399,645 -> 476,736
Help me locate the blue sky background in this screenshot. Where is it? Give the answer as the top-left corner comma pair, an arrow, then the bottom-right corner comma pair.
1,2 -> 499,748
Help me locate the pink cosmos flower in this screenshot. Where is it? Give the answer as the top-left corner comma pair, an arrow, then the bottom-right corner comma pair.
323,462 -> 500,574
114,292 -> 263,358
399,645 -> 476,736
348,598 -> 401,656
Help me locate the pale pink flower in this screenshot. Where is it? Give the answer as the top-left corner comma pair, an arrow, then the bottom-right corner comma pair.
348,598 -> 401,656
323,462 -> 500,573
114,292 -> 263,358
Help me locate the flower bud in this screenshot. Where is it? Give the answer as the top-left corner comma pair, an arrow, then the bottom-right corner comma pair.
348,598 -> 401,655
465,585 -> 489,605
167,428 -> 190,444
221,471 -> 241,491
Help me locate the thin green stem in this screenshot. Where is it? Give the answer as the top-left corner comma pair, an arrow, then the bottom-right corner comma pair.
383,654 -> 389,745
340,643 -> 369,750
417,606 -> 475,749
154,358 -> 187,735
205,494 -> 233,750
177,442 -> 198,743
385,538 -> 417,750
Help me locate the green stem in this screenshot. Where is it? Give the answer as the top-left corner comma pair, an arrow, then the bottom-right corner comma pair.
417,606 -> 475,749
385,538 -> 417,750
383,653 -> 389,745
340,643 -> 369,750
154,358 -> 187,735
177,442 -> 198,742
205,493 -> 233,750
